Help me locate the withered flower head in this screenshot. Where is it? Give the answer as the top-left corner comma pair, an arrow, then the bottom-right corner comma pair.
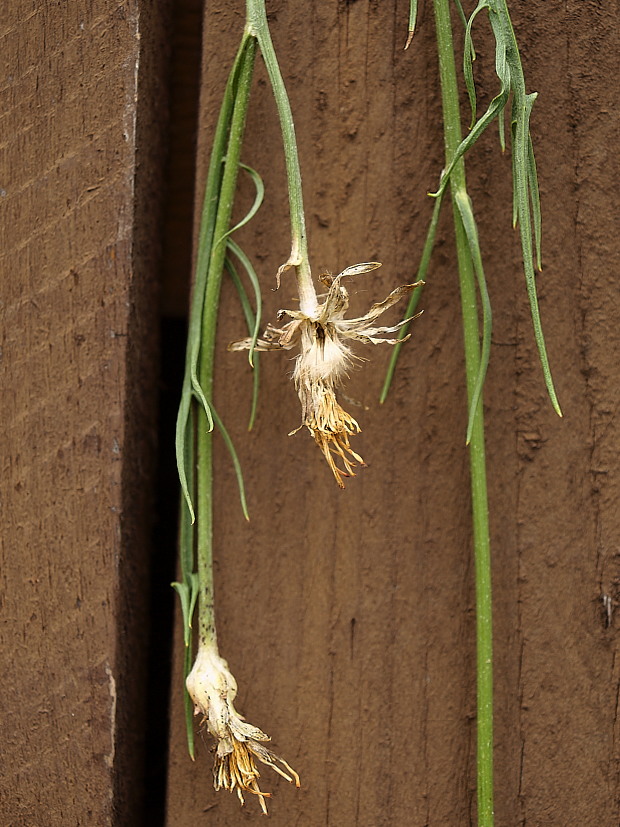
186,644 -> 300,814
231,262 -> 422,486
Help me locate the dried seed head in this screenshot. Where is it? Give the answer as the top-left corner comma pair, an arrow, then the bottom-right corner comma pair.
230,262 -> 423,486
186,644 -> 300,813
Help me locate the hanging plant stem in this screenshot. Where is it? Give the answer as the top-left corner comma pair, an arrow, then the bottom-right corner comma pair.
176,5 -> 302,807
195,35 -> 257,652
245,0 -> 318,315
173,33 -> 258,758
432,0 -> 494,823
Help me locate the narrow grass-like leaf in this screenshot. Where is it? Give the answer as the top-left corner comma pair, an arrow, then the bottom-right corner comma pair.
217,162 -> 265,246
430,67 -> 508,198
172,402 -> 200,752
225,251 -> 261,430
182,638 -> 196,760
179,403 -> 195,579
175,394 -> 196,523
452,0 -> 469,30
380,192 -> 445,403
405,0 -> 418,49
463,2 -> 489,127
527,136 -> 542,271
498,94 -> 506,153
179,413 -> 200,752
225,255 -> 256,338
171,582 -> 191,643
512,93 -> 561,415
212,405 -> 250,520
454,190 -> 493,443
511,132 -> 519,228
170,571 -> 200,646
227,238 -> 262,367
249,354 -> 260,431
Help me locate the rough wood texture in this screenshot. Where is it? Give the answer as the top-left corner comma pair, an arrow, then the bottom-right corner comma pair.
0,2 -> 168,824
165,1 -> 620,825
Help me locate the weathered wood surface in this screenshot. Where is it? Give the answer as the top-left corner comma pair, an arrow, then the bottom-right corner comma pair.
166,1 -> 620,825
0,2 -> 167,824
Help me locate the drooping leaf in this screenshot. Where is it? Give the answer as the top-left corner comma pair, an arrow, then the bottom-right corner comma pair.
225,248 -> 261,429
454,190 -> 493,443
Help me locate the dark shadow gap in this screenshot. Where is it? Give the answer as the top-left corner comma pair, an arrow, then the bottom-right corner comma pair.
144,316 -> 188,825
143,0 -> 203,823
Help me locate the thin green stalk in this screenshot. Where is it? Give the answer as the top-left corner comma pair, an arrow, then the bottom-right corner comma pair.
196,37 -> 257,647
245,0 -> 318,315
433,0 -> 494,823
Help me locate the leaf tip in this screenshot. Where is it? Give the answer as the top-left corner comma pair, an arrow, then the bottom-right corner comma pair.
404,28 -> 415,50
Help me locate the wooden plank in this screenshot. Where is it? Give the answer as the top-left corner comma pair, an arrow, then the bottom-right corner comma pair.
166,1 -> 620,823
0,1 -> 168,824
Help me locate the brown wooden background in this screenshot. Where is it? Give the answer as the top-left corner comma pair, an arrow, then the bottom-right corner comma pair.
3,1 -> 620,825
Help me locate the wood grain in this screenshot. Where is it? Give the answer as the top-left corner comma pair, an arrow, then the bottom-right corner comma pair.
164,1 -> 620,825
0,1 -> 168,824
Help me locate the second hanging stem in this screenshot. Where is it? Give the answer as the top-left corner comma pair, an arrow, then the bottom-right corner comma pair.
432,0 -> 494,824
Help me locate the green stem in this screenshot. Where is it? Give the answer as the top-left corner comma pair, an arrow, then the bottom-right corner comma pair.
433,1 -> 494,824
196,37 -> 257,647
245,0 -> 318,315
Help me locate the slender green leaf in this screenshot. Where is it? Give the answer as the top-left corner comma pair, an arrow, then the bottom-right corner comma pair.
179,404 -> 195,578
454,190 -> 493,443
249,354 -> 260,431
380,193 -> 445,403
182,638 -> 195,760
225,254 -> 256,334
463,2 -> 489,128
452,0 -> 469,30
430,69 -> 509,199
171,582 -> 191,644
225,250 -> 261,429
527,135 -> 542,270
227,238 -> 262,368
217,162 -> 265,246
212,405 -> 250,521
512,94 -> 561,415
498,98 -> 506,153
175,393 -> 196,523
